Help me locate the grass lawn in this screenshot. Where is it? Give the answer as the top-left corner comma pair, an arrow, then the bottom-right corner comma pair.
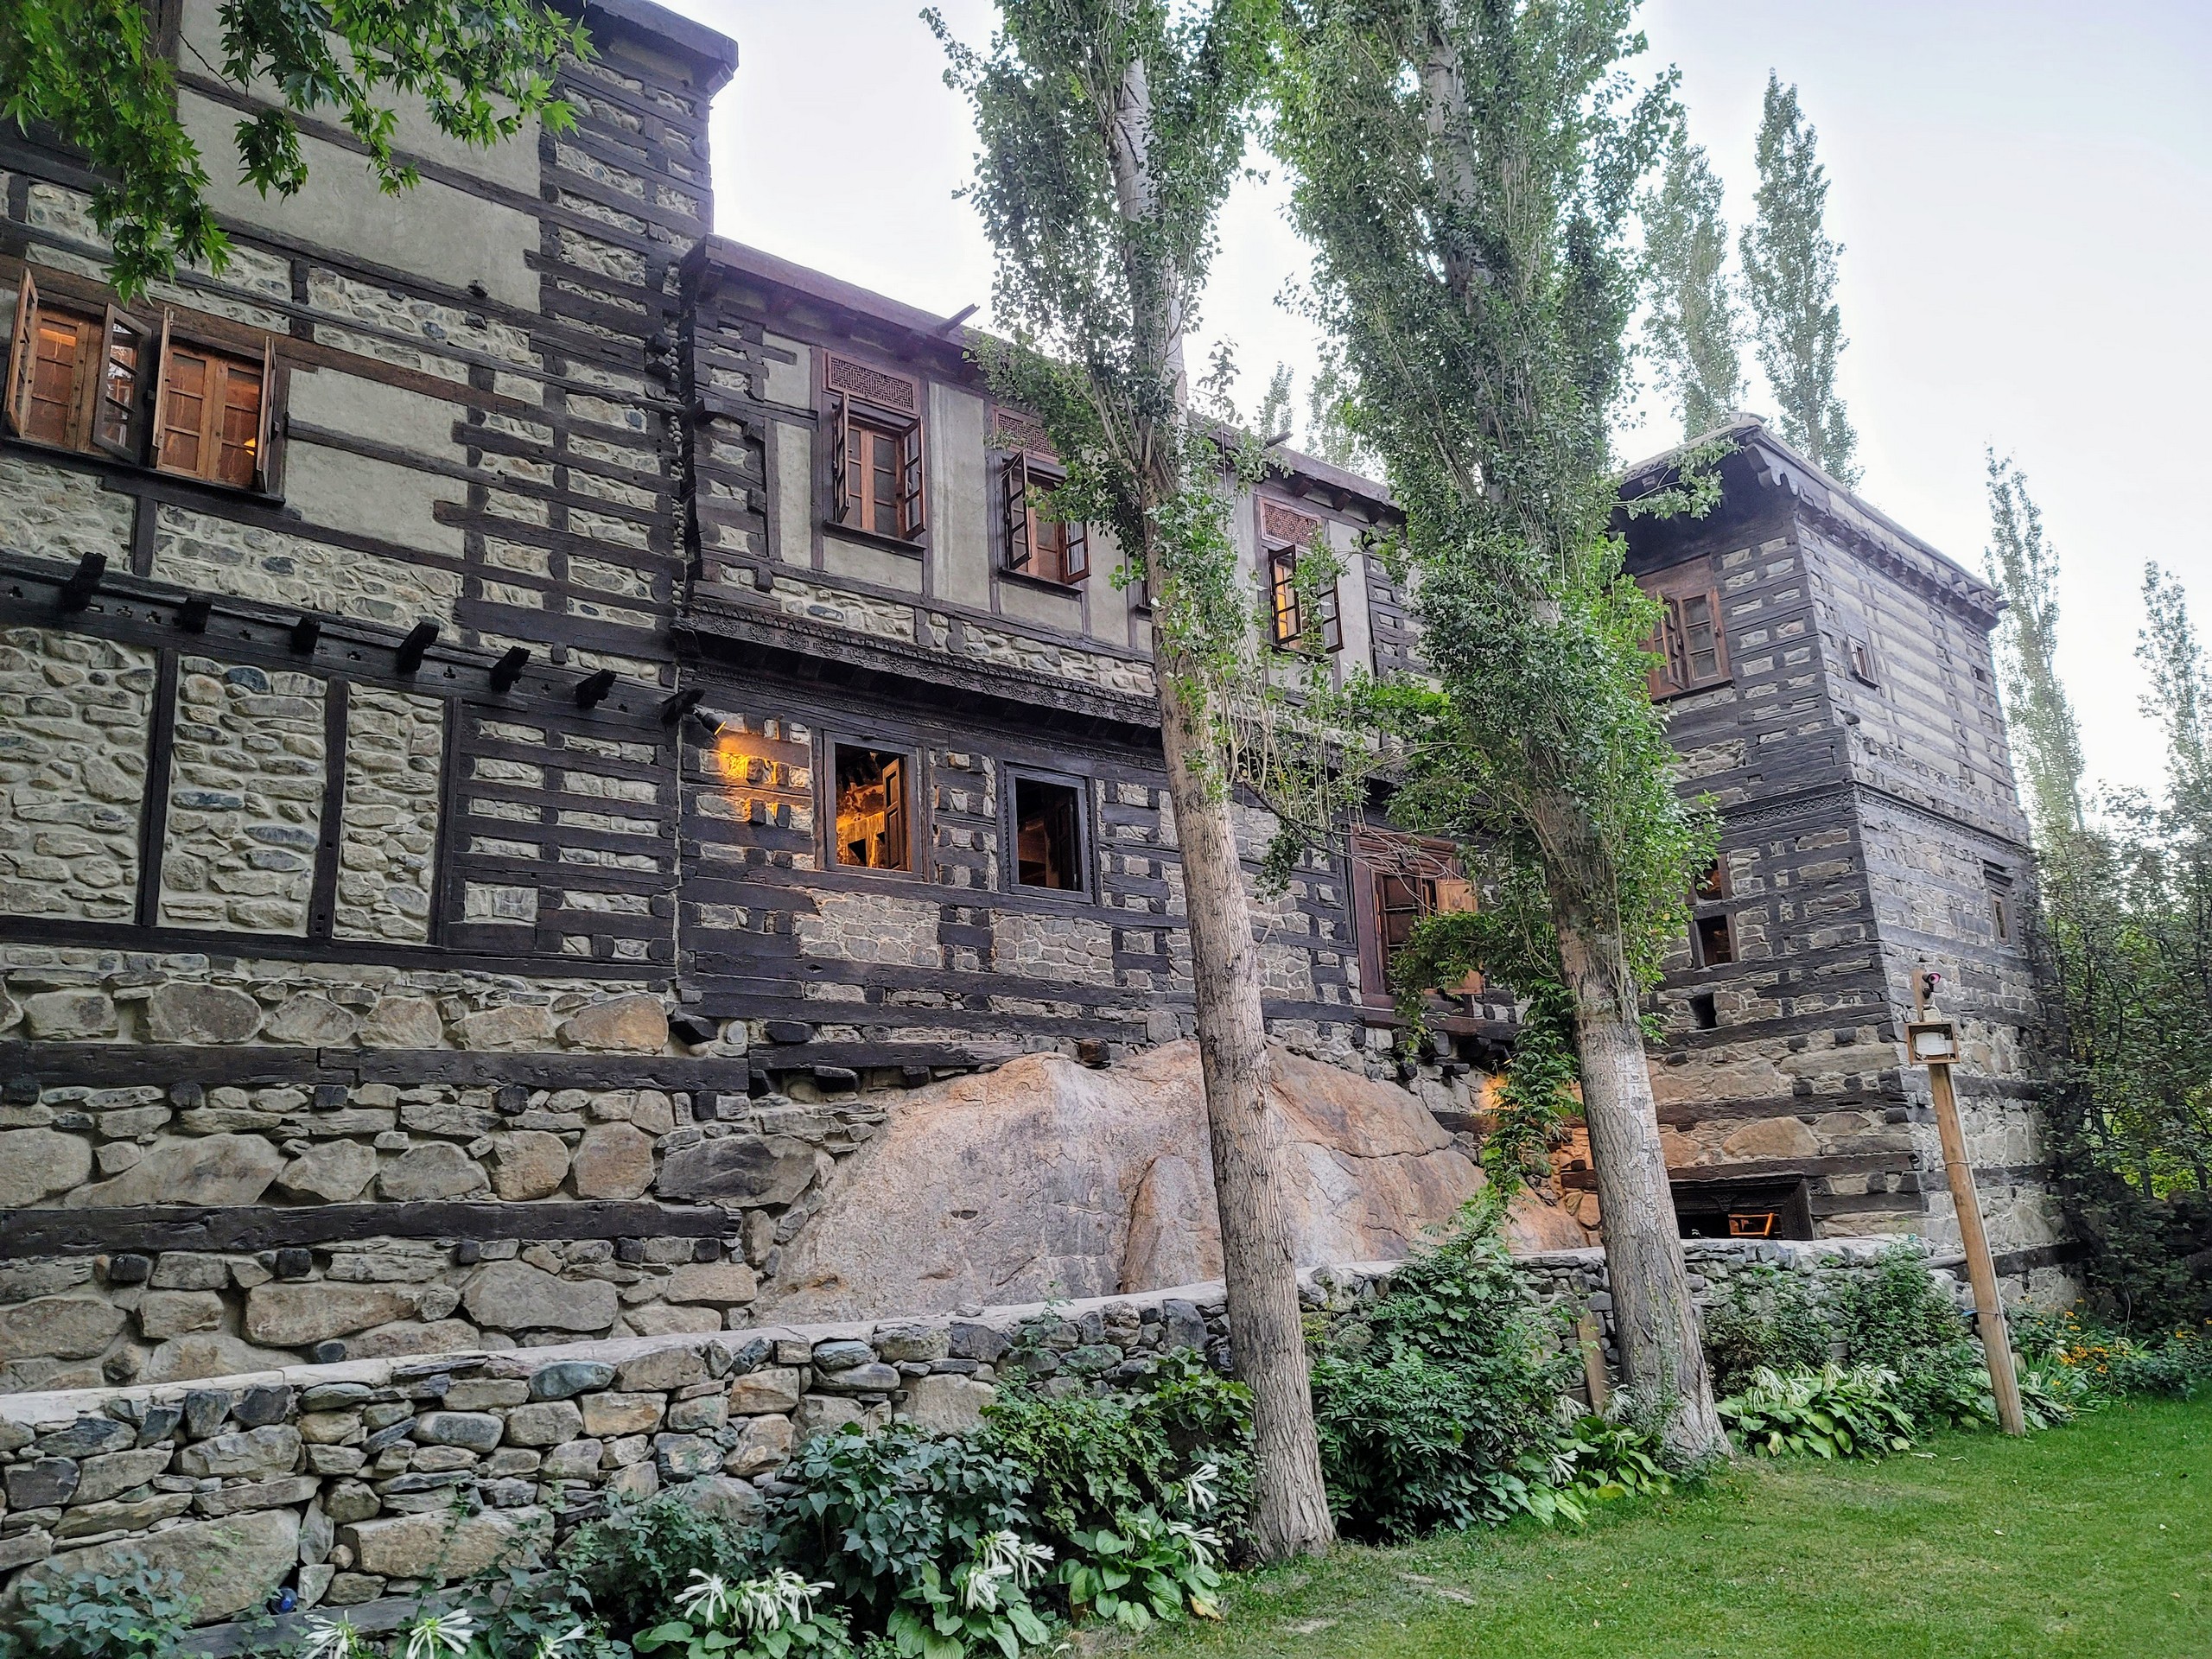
1120,1397 -> 2211,1659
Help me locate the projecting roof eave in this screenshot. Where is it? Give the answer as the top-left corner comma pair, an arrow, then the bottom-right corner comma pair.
566,0 -> 738,92
688,239 -> 1399,515
1620,414 -> 2001,617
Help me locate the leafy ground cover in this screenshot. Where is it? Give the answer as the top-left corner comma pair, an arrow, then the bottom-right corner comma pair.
1114,1397 -> 2211,1659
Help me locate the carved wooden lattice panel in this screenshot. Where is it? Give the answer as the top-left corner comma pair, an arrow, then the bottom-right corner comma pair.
825,353 -> 918,415
1261,499 -> 1323,548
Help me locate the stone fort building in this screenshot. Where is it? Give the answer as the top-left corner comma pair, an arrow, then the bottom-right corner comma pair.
0,0 -> 2067,1395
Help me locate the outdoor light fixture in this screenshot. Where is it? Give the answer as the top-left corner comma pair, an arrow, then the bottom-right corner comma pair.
1905,1020 -> 1957,1065
691,705 -> 730,737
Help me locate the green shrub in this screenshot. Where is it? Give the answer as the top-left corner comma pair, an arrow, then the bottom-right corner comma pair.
562,1490 -> 763,1640
2015,1306 -> 2212,1399
1308,1196 -> 1574,1541
0,1560 -> 194,1659
762,1421 -> 1046,1656
1831,1247 -> 1994,1429
1718,1364 -> 1917,1459
976,1348 -> 1254,1558
1701,1266 -> 1834,1394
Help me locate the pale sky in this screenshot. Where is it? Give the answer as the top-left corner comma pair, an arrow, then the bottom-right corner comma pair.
659,0 -> 2212,804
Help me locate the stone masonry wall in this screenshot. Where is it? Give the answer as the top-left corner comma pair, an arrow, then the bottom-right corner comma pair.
157,660 -> 328,937
0,629 -> 156,923
0,1239 -> 1949,1624
332,689 -> 445,944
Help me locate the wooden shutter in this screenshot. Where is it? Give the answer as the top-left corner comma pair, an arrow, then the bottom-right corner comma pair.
1647,594 -> 1684,698
827,391 -> 850,524
149,310 -> 177,467
251,339 -> 276,490
89,304 -> 152,460
1060,515 -> 1088,583
4,268 -> 38,435
1318,580 -> 1342,652
880,754 -> 907,870
1001,451 -> 1032,573
897,419 -> 925,539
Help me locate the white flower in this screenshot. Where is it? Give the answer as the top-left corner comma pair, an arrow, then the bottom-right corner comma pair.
1166,1520 -> 1224,1571
963,1531 -> 1053,1609
532,1624 -> 587,1659
1182,1462 -> 1220,1514
404,1608 -> 476,1659
676,1570 -> 734,1629
302,1615 -> 359,1659
731,1570 -> 830,1634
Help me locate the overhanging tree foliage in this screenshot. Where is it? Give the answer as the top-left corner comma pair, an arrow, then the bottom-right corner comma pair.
1640,118 -> 1741,440
931,0 -> 1335,1558
0,0 -> 587,300
1739,73 -> 1858,482
1270,0 -> 1726,1455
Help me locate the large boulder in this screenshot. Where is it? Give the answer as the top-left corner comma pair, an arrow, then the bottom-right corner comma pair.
22,1510 -> 298,1624
756,1039 -> 1577,1322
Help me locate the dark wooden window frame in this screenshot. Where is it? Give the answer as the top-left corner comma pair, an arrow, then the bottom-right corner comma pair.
821,731 -> 925,880
1001,764 -> 1093,900
5,264 -> 285,496
1642,558 -> 1728,699
1846,634 -> 1879,686
1349,825 -> 1480,1014
820,350 -> 926,551
1259,499 -> 1341,653
997,446 -> 1090,589
1694,911 -> 1736,968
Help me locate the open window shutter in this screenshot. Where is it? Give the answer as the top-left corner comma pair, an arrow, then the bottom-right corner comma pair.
827,391 -> 850,524
4,268 -> 38,435
1704,587 -> 1728,677
1319,580 -> 1342,652
880,755 -> 906,868
1060,515 -> 1088,583
897,418 -> 925,538
149,309 -> 176,465
251,338 -> 276,490
1647,594 -> 1685,697
89,304 -> 151,461
1001,452 -> 1032,573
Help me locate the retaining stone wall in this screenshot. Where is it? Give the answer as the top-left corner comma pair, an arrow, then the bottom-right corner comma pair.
0,1239 -> 1951,1626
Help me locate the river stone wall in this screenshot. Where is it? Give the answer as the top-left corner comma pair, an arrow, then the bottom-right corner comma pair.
0,1239 -> 1955,1629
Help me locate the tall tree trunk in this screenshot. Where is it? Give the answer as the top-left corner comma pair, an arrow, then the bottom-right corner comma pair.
1154,655 -> 1335,1557
1105,47 -> 1332,1559
1539,797 -> 1726,1458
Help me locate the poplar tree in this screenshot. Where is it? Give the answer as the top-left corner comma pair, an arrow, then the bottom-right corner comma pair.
1,0 -> 587,301
1641,121 -> 1742,439
1985,453 -> 2085,843
1271,0 -> 1727,1455
1739,74 -> 1858,482
931,0 -> 1335,1557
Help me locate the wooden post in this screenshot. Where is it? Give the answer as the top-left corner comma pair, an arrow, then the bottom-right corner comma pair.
1576,1310 -> 1611,1414
1909,969 -> 2026,1435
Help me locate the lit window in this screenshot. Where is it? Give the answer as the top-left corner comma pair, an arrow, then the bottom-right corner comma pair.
1014,774 -> 1084,892
1267,544 -> 1341,652
833,744 -> 909,871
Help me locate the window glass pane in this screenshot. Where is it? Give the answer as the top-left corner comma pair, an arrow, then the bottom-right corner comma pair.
1681,593 -> 1719,681
1014,776 -> 1083,890
95,318 -> 142,453
26,313 -> 86,446
215,361 -> 262,486
1270,549 -> 1300,643
834,743 -> 909,871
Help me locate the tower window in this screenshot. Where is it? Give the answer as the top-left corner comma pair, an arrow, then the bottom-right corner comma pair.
1013,774 -> 1085,893
833,744 -> 909,871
